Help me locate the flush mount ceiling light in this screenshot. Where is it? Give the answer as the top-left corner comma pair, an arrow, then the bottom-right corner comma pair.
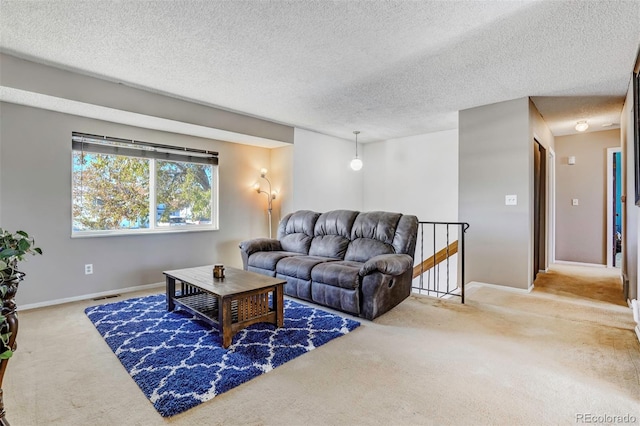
350,130 -> 363,171
575,120 -> 589,132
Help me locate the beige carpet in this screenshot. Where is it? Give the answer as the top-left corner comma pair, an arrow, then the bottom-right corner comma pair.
5,264 -> 640,425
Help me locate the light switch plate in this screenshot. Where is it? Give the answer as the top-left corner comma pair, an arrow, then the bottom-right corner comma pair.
572,199 -> 579,206
505,195 -> 517,206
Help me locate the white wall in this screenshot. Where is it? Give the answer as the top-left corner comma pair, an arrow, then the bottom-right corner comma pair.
269,145 -> 294,227
290,128 -> 459,220
363,129 -> 458,221
291,128 -> 363,213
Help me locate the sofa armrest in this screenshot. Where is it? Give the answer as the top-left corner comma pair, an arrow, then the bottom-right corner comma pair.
359,254 -> 413,277
239,238 -> 282,257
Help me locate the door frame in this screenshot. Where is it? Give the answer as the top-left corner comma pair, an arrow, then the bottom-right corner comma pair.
548,148 -> 556,266
533,138 -> 547,278
607,147 -> 622,268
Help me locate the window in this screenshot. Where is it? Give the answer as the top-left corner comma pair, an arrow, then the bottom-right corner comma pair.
72,132 -> 218,236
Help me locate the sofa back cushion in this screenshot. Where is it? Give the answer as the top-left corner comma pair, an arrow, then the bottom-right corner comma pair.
309,210 -> 359,259
345,211 -> 417,262
277,210 -> 320,254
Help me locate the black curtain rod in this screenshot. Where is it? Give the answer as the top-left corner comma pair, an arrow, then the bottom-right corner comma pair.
72,132 -> 219,157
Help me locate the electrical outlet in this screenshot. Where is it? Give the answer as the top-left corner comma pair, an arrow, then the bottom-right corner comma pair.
505,195 -> 517,206
572,199 -> 579,206
85,264 -> 93,275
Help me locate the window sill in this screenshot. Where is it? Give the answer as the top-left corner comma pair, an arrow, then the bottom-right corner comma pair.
71,226 -> 218,238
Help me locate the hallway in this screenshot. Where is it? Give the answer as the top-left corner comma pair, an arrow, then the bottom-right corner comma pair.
534,263 -> 627,307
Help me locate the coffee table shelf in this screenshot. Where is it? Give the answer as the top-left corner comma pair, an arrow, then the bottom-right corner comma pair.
164,266 -> 285,348
174,292 -> 220,322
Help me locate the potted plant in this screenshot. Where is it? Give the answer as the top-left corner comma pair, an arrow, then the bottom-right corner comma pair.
0,227 -> 42,424
0,228 -> 42,356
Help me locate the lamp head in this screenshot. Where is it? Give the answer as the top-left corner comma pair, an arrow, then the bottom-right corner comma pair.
253,182 -> 261,193
260,168 -> 268,178
350,157 -> 363,171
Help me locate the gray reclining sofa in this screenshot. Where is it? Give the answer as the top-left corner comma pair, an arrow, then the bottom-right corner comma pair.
239,210 -> 418,320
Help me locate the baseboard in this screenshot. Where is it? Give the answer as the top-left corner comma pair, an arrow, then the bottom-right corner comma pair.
466,281 -> 533,294
553,260 -> 606,268
19,282 -> 164,311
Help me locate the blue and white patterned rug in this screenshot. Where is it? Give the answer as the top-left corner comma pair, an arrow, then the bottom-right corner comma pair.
85,293 -> 360,417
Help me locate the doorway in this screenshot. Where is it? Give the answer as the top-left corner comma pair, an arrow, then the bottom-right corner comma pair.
533,139 -> 547,281
548,149 -> 556,265
606,147 -> 622,268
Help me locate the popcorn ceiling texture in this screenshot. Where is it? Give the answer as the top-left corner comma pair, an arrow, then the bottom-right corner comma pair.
1,0 -> 639,141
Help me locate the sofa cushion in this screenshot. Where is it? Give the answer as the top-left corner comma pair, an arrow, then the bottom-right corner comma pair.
278,210 -> 320,254
310,260 -> 363,290
345,211 -> 402,262
248,251 -> 303,271
276,255 -> 335,280
309,210 -> 358,259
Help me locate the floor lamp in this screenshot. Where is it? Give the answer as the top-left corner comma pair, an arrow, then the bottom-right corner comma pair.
254,168 -> 276,238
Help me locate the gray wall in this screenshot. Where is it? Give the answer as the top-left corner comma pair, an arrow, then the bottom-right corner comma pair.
1,103 -> 275,306
555,130 -> 620,264
459,97 -> 554,290
1,53 -> 294,144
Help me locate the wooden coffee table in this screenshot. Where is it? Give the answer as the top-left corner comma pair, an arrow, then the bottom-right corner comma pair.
163,265 -> 285,348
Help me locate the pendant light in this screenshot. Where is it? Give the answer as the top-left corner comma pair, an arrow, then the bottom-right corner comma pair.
350,130 -> 363,171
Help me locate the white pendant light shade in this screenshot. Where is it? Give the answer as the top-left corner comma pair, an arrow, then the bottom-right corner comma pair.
350,130 -> 363,171
350,157 -> 363,171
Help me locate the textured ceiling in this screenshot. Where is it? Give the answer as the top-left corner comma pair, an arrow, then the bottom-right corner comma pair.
1,0 -> 639,142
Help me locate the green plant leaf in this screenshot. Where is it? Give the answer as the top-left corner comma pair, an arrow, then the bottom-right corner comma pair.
0,350 -> 13,360
0,248 -> 19,258
18,239 -> 31,252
